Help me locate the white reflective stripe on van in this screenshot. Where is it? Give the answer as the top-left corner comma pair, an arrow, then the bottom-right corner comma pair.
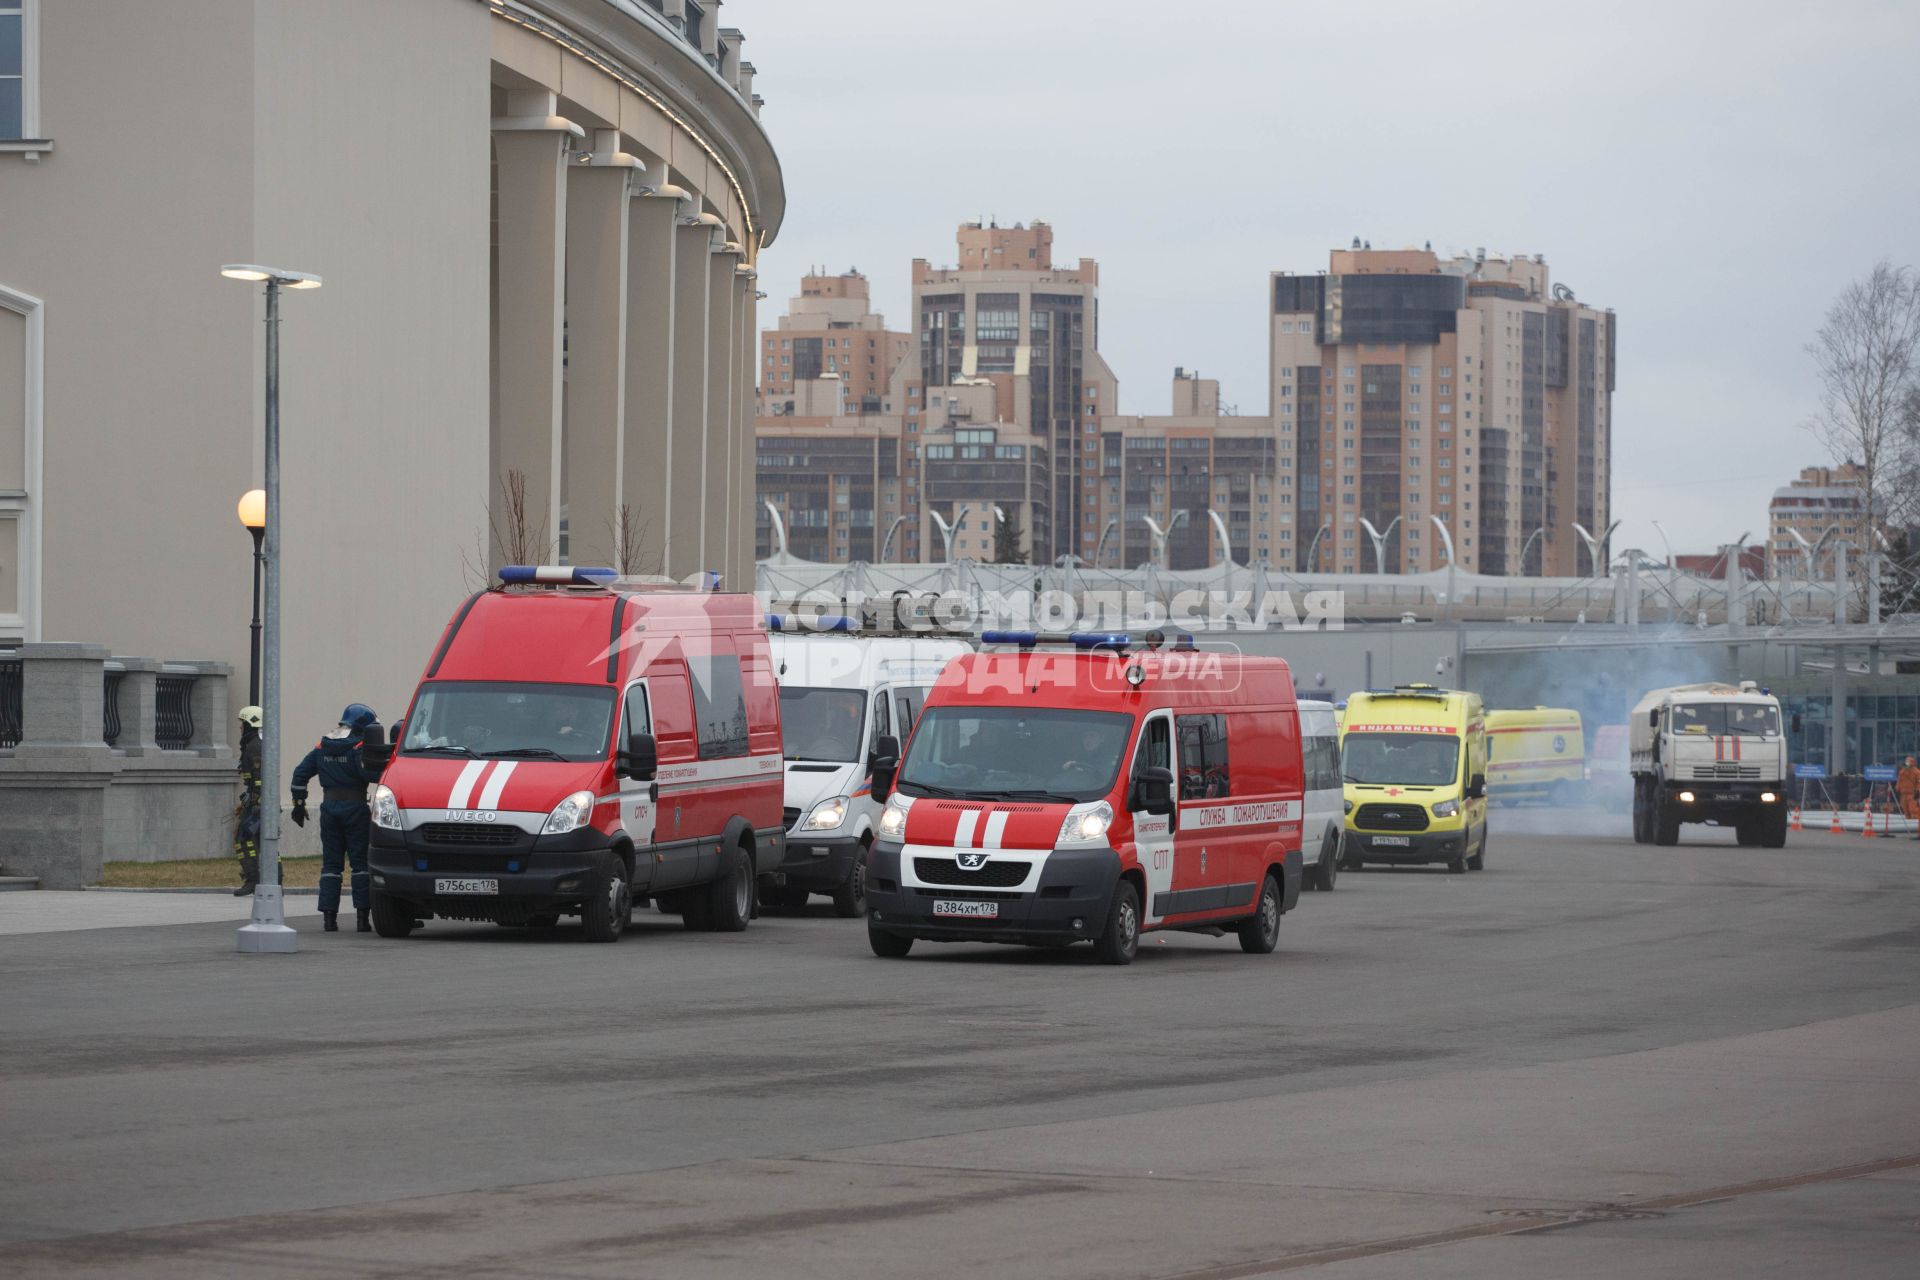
952,809 -> 980,848
981,811 -> 1010,849
1181,799 -> 1302,829
446,760 -> 488,809
476,761 -> 518,810
654,753 -> 782,787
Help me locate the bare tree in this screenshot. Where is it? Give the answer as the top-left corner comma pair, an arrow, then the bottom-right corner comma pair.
1807,262 -> 1920,618
491,469 -> 548,568
609,503 -> 657,577
461,470 -> 550,588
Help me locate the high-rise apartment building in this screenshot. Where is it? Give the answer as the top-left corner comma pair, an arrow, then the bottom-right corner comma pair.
1269,244 -> 1614,576
907,222 -> 1118,563
1769,462 -> 1870,577
1091,370 -> 1276,569
759,271 -> 910,416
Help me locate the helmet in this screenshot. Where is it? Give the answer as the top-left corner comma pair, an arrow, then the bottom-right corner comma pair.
237,706 -> 263,729
338,703 -> 378,731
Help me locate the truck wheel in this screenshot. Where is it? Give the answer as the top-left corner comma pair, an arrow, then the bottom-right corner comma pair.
867,921 -> 913,957
832,840 -> 870,918
1237,873 -> 1282,955
1468,827 -> 1487,871
1311,830 -> 1340,891
1734,819 -> 1759,847
580,851 -> 631,943
369,890 -> 416,938
1653,794 -> 1680,846
1631,782 -> 1650,844
697,845 -> 753,933
1093,879 -> 1142,965
1760,807 -> 1789,849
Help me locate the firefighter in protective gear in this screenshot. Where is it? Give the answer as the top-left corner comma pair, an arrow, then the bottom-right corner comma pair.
232,706 -> 265,895
291,703 -> 386,932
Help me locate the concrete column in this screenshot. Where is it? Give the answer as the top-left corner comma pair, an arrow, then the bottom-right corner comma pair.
18,643 -> 110,754
703,248 -> 738,582
667,221 -> 713,578
491,92 -> 581,567
732,270 -> 757,589
624,195 -> 680,577
178,661 -> 233,758
1830,646 -> 1848,784
114,657 -> 163,756
563,159 -> 636,568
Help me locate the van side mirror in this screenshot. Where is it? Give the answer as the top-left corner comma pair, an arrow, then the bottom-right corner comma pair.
1133,765 -> 1176,817
1467,773 -> 1487,800
1648,709 -> 1660,729
869,734 -> 901,803
621,731 -> 658,782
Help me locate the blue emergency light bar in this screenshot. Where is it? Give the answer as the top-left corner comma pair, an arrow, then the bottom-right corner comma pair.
980,630 -> 1132,651
765,613 -> 857,633
499,565 -> 617,586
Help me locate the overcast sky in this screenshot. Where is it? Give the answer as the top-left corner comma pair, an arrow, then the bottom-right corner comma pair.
745,0 -> 1920,557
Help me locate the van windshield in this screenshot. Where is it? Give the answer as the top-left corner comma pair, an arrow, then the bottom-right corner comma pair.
401,682 -> 616,762
1670,702 -> 1780,737
898,707 -> 1133,803
1341,733 -> 1460,787
780,686 -> 867,763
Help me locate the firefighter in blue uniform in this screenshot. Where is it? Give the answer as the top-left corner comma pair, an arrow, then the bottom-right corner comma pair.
291,703 -> 387,932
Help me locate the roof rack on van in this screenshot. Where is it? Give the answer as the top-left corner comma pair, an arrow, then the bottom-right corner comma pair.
764,613 -> 858,633
978,629 -> 1198,653
496,565 -> 722,593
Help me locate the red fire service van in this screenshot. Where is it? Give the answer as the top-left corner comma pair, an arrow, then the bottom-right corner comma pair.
863,632 -> 1305,965
367,566 -> 785,942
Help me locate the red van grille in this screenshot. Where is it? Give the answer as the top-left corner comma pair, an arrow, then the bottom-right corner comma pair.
926,802 -> 1045,814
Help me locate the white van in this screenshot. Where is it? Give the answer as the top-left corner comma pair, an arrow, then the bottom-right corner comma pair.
766,629 -> 971,914
1298,699 -> 1344,891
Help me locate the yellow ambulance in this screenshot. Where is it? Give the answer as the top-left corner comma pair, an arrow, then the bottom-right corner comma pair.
1339,684 -> 1488,874
1485,707 -> 1586,807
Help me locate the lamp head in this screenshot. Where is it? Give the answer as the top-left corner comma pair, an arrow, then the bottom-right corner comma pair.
237,488 -> 267,531
221,264 -> 323,289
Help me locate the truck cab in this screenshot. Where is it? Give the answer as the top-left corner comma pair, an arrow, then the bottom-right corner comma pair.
1629,681 -> 1787,847
766,623 -> 969,915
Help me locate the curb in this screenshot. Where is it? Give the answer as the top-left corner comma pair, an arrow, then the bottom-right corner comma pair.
85,886 -> 322,896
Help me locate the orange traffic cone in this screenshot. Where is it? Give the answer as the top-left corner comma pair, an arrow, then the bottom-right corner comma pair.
1790,807 -> 1803,832
1863,799 -> 1877,838
1830,807 -> 1844,834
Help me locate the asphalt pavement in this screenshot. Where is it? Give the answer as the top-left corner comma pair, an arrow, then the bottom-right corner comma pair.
1,813 -> 1917,1277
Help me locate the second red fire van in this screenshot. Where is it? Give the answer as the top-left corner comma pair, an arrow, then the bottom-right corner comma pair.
368,567 -> 785,942
864,632 -> 1305,965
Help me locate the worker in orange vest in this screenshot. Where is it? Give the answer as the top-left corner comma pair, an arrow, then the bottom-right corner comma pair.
1898,755 -> 1920,841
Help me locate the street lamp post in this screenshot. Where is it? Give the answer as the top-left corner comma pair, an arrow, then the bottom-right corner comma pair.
237,489 -> 266,706
223,264 -> 321,955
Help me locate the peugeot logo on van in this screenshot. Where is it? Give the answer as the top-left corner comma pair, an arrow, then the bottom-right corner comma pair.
957,851 -> 989,870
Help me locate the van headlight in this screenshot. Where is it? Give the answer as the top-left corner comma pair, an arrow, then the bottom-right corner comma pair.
541,790 -> 597,835
371,784 -> 402,831
1432,798 -> 1460,818
878,795 -> 909,840
801,796 -> 850,831
1344,798 -> 1354,815
1057,802 -> 1114,848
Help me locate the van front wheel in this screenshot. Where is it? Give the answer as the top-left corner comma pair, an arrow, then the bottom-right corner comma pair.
1237,874 -> 1282,954
1093,880 -> 1141,966
1312,830 -> 1340,891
